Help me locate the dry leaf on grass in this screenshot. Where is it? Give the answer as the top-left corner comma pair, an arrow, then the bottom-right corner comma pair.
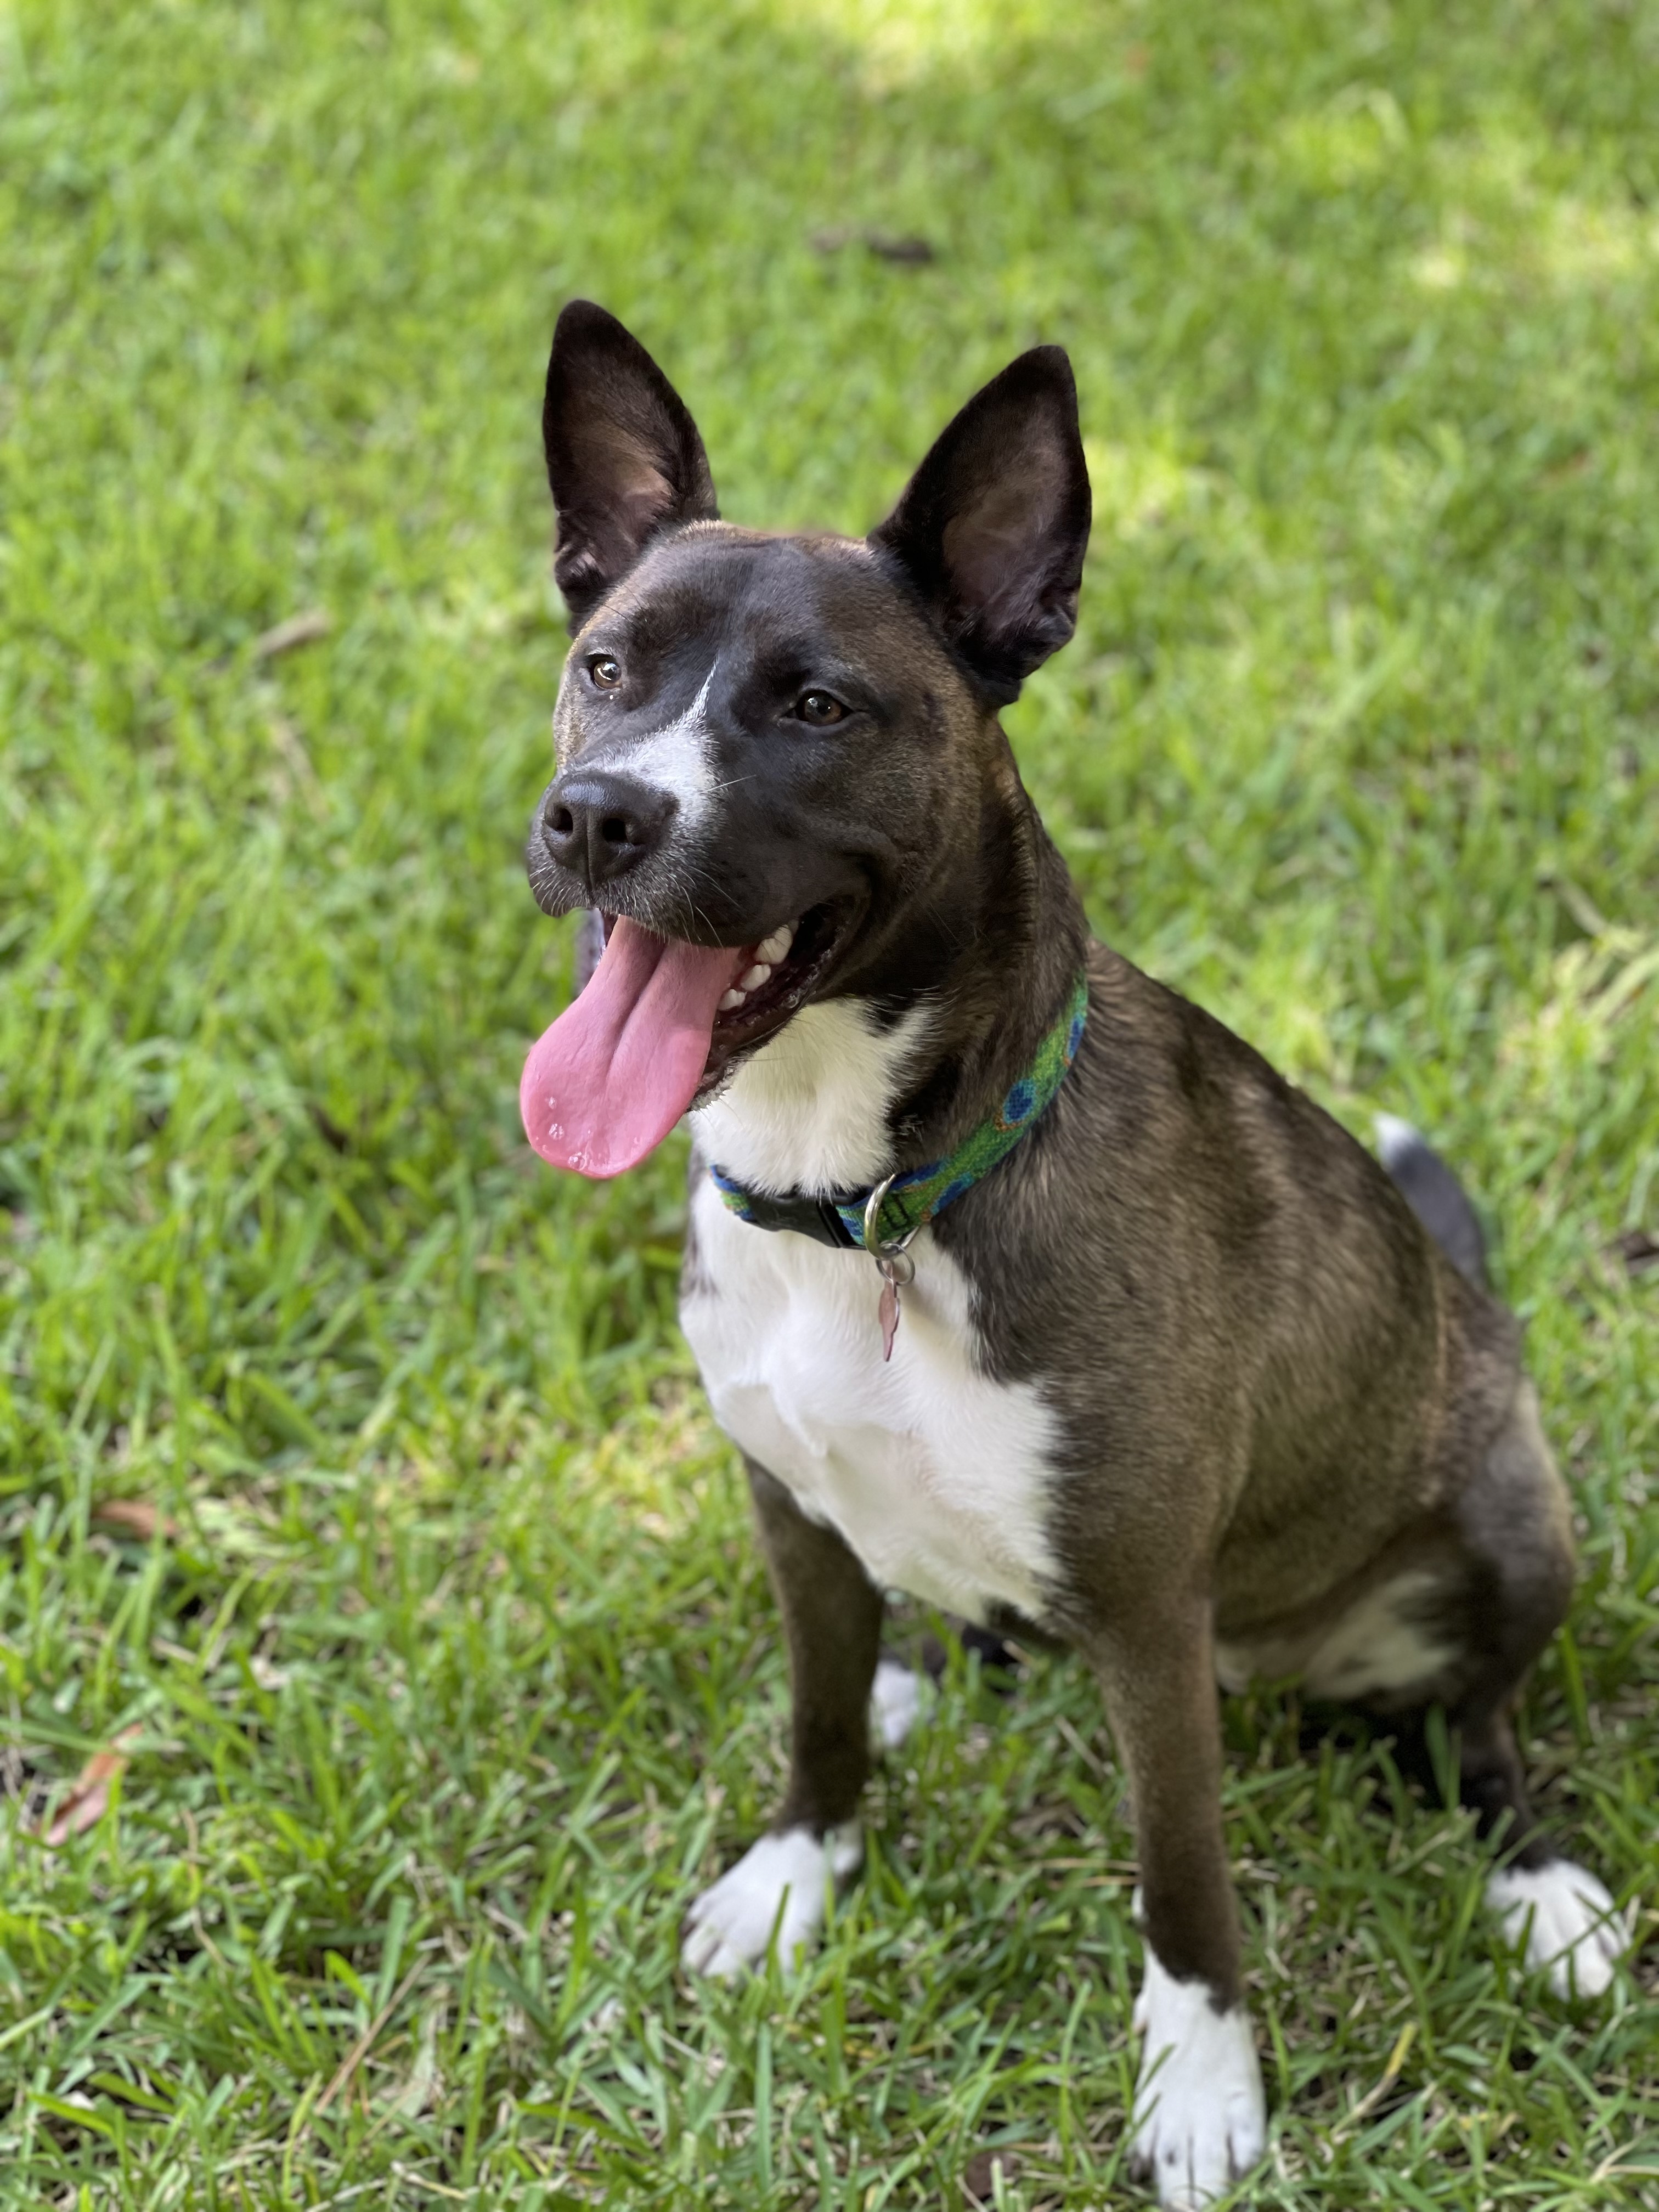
388,2006 -> 443,2119
37,1727 -> 143,1846
961,2148 -> 1020,2205
251,607 -> 332,660
92,1499 -> 178,1541
313,1961 -> 427,2119
808,225 -> 937,264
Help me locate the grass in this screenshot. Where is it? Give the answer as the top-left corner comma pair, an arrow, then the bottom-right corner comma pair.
1,0 -> 1656,2203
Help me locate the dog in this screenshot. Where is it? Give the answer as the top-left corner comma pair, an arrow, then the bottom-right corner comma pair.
517,300 -> 1627,2207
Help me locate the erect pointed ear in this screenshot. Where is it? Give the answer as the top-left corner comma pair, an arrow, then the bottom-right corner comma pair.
541,301 -> 719,625
869,347 -> 1090,702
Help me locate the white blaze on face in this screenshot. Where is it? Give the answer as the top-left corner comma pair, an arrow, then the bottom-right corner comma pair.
566,662 -> 720,831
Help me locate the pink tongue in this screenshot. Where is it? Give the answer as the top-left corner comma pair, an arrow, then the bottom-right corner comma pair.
520,918 -> 746,1178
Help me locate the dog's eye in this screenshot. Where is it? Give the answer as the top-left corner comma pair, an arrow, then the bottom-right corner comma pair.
794,690 -> 847,726
586,654 -> 622,689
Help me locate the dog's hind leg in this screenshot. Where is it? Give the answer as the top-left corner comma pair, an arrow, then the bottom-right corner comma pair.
1447,1383 -> 1629,1997
1459,1707 -> 1625,1999
1377,1126 -> 1630,1993
681,1459 -> 883,1979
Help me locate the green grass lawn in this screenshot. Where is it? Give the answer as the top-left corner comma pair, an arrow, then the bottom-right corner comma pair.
2,0 -> 1656,2203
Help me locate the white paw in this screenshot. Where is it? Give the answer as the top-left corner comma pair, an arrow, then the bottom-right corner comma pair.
870,1658 -> 929,1750
1487,1858 -> 1628,2000
1131,1949 -> 1266,2209
681,1822 -> 862,1979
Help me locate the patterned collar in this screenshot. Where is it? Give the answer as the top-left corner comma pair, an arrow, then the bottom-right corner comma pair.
710,973 -> 1088,1251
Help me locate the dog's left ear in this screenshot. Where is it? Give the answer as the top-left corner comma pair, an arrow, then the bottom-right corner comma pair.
543,300 -> 719,625
870,347 -> 1090,702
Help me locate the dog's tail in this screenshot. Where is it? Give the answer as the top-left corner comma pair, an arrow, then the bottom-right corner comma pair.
1374,1114 -> 1491,1291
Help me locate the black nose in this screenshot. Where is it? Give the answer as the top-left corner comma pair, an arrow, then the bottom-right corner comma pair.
539,772 -> 676,889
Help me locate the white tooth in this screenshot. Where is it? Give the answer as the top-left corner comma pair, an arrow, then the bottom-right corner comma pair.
718,988 -> 747,1011
738,962 -> 771,991
758,924 -> 793,965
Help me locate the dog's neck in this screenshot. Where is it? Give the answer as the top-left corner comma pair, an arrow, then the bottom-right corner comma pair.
691,758 -> 1088,1198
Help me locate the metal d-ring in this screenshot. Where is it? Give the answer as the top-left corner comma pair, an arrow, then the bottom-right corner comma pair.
863,1175 -> 917,1285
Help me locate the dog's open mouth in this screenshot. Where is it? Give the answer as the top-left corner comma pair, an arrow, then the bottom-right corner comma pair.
520,902 -> 848,1179
702,900 -> 844,1084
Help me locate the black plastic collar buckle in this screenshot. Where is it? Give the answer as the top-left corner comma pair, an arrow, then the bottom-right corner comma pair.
734,1187 -> 860,1249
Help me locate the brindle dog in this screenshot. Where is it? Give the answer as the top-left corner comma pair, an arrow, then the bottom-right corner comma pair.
518,301 -> 1627,2208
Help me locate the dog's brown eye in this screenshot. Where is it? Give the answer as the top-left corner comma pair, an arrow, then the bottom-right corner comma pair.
588,654 -> 622,689
795,690 -> 847,726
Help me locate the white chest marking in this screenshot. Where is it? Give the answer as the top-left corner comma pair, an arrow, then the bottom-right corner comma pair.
691,996 -> 935,1197
682,1171 -> 1060,1624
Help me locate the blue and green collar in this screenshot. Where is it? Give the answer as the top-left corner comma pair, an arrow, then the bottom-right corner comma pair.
710,973 -> 1088,1252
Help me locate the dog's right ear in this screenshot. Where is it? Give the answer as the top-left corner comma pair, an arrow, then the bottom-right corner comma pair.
542,301 -> 719,626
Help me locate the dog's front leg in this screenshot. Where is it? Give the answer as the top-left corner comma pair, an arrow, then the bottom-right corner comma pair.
682,1459 -> 884,1979
1085,1596 -> 1266,2210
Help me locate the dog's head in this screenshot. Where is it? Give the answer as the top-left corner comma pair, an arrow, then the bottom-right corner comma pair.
521,301 -> 1090,1178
